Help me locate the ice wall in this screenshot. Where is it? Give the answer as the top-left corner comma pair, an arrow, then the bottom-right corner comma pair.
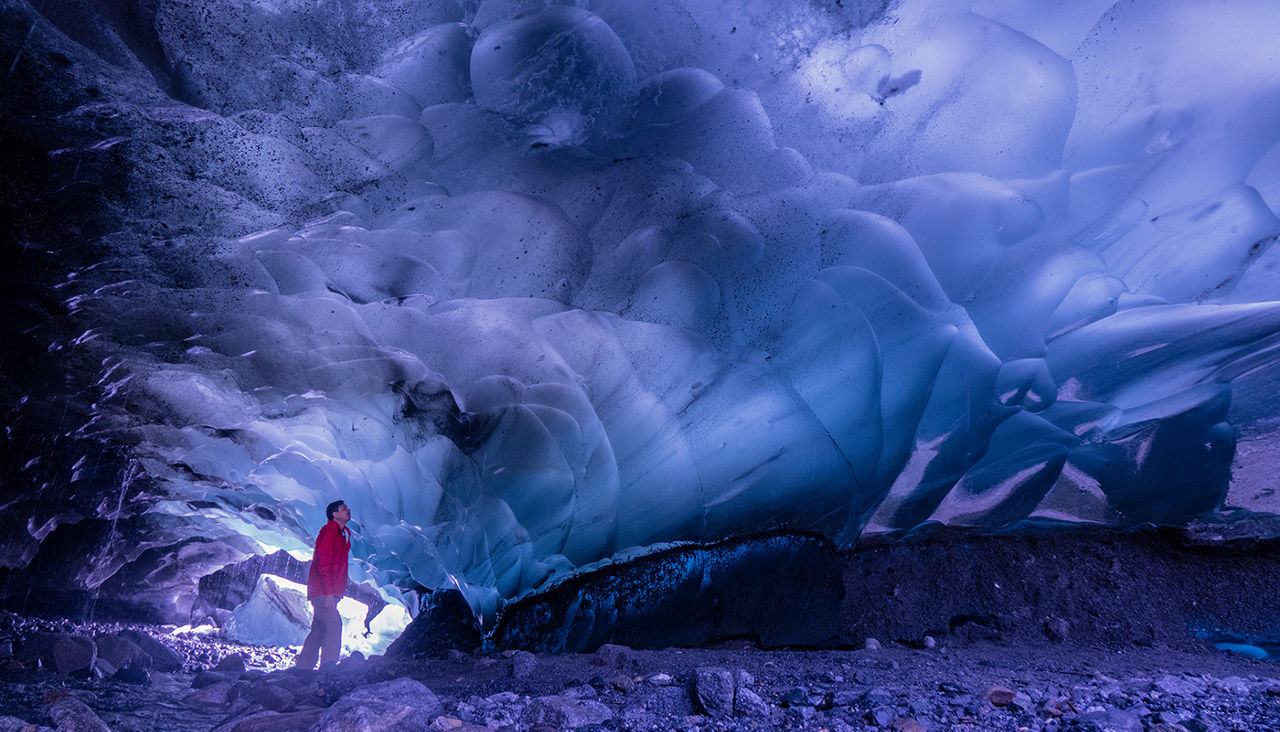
7,0 -> 1280,621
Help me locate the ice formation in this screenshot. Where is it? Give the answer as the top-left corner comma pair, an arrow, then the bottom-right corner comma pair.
5,0 -> 1280,622
224,574 -> 409,655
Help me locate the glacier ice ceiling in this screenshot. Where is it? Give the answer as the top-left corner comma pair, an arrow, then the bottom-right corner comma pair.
3,0 -> 1280,623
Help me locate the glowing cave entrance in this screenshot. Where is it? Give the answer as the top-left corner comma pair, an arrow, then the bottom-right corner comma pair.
4,0 -> 1280,629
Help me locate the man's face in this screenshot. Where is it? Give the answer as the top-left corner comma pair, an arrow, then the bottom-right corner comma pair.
334,503 -> 351,522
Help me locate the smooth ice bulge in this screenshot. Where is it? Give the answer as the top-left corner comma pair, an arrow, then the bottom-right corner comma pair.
18,0 -> 1280,622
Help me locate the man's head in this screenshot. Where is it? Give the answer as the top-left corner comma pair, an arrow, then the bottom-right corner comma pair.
325,500 -> 348,522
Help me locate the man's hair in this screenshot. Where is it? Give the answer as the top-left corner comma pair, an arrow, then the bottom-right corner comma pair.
325,500 -> 346,521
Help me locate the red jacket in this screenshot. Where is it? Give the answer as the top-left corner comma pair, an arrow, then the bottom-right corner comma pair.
307,520 -> 351,599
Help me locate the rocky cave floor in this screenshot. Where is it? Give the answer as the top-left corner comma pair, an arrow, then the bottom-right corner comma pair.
0,612 -> 1278,732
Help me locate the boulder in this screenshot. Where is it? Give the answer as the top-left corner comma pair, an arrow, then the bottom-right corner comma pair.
592,643 -> 637,670
311,678 -> 442,731
241,682 -> 296,712
193,669 -> 241,688
15,632 -> 59,668
95,633 -> 150,670
735,687 -> 771,718
691,667 -> 735,716
385,589 -> 482,658
0,715 -> 47,732
215,653 -> 248,673
112,665 -> 151,684
52,636 -> 96,677
642,686 -> 696,718
46,696 -> 110,732
522,696 -> 614,728
118,629 -> 184,671
510,650 -> 537,679
211,708 -> 324,732
184,680 -> 239,712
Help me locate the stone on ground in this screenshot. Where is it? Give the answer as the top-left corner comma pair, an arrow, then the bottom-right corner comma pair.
312,677 -> 442,731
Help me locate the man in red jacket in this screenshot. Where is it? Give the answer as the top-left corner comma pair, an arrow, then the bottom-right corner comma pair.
295,499 -> 352,669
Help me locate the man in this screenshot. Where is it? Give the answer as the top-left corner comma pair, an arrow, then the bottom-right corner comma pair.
295,499 -> 352,669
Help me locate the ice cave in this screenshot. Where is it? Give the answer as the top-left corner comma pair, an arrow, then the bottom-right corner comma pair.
3,0 -> 1280,656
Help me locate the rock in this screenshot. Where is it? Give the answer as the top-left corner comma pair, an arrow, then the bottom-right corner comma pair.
1148,724 -> 1190,732
482,700 -> 521,728
891,718 -> 927,732
1152,674 -> 1203,697
510,650 -> 537,678
243,682 -> 295,711
445,649 -> 470,662
215,653 -> 248,673
1043,695 -> 1075,717
118,629 -> 184,671
643,686 -> 696,718
734,687 -> 771,718
733,668 -> 754,688
592,643 -> 636,669
788,705 -> 815,724
0,715 -> 47,732
832,690 -> 861,707
15,632 -> 58,668
782,686 -> 811,707
922,635 -> 938,649
94,633 -> 150,671
562,683 -> 597,699
1044,616 -> 1069,642
691,667 -> 735,716
1076,708 -> 1145,732
213,708 -> 325,732
486,691 -> 520,706
864,638 -> 882,650
312,677 -> 443,731
938,680 -> 967,695
194,669 -> 241,688
984,685 -> 1018,706
907,698 -> 934,717
185,680 -> 239,711
952,620 -> 1001,644
46,696 -> 110,732
521,695 -> 613,728
1212,676 -> 1251,693
611,675 -> 637,693
864,687 -> 895,706
385,589 -> 482,658
646,672 -> 676,685
867,706 -> 896,726
112,665 -> 152,684
91,655 -> 117,680
52,636 -> 96,677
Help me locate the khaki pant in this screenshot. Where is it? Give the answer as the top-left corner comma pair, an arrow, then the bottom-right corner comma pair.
295,595 -> 341,669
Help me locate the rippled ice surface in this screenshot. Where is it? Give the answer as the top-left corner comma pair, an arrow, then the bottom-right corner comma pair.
13,0 -> 1280,620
